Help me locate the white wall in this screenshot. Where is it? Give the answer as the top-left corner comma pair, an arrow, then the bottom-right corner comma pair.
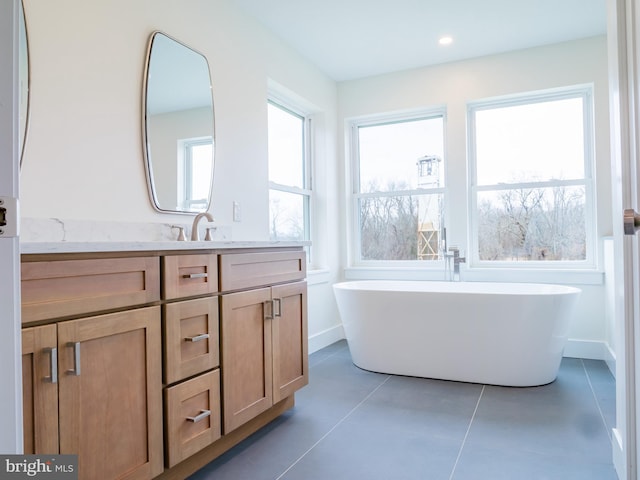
19,0 -> 336,239
337,36 -> 612,358
19,0 -> 341,351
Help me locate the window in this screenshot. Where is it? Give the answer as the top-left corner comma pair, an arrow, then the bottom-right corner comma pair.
179,137 -> 213,212
351,111 -> 446,262
268,101 -> 311,242
468,87 -> 595,266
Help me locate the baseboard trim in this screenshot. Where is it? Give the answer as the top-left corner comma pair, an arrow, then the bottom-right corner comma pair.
308,325 -> 345,354
604,343 -> 616,378
564,339 -> 611,361
612,428 -> 625,480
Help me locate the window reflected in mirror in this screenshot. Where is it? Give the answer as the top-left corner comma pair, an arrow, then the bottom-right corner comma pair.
143,32 -> 214,213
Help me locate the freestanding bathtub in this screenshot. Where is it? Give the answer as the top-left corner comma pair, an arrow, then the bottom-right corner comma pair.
333,280 -> 581,387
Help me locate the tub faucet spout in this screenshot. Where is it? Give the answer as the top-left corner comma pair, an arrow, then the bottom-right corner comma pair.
445,247 -> 465,281
190,212 -> 214,241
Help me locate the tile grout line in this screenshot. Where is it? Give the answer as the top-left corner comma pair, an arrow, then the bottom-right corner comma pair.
448,385 -> 485,480
580,359 -> 613,441
273,374 -> 392,480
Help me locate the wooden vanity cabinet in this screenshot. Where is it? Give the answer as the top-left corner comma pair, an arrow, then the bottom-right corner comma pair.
220,251 -> 308,434
21,307 -> 164,480
20,256 -> 164,480
161,257 -> 222,468
21,247 -> 308,479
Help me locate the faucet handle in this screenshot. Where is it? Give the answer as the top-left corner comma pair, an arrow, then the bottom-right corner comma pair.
171,225 -> 187,241
204,227 -> 216,241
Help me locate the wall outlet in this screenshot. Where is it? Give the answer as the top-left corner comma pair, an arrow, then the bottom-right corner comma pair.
233,201 -> 241,222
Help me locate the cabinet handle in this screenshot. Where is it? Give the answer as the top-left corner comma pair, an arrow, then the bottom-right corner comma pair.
43,347 -> 58,384
66,342 -> 81,376
273,298 -> 281,318
182,273 -> 208,279
186,409 -> 211,423
184,333 -> 210,342
264,300 -> 274,320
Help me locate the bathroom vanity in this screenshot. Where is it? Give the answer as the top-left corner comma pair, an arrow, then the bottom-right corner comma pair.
20,243 -> 308,479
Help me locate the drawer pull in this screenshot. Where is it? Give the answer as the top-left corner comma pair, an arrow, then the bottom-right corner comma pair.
182,273 -> 208,279
67,342 -> 81,376
43,347 -> 58,384
273,298 -> 282,318
184,333 -> 210,343
186,409 -> 211,423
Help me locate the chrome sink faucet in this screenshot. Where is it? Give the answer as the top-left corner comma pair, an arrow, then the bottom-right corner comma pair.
190,212 -> 214,241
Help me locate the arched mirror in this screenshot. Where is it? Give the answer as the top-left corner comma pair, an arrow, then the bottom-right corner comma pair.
143,32 -> 215,213
19,0 -> 29,164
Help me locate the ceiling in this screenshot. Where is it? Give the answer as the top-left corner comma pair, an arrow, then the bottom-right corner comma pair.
228,0 -> 607,81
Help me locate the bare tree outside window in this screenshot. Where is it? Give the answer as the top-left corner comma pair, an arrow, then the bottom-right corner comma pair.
354,114 -> 446,262
351,88 -> 594,267
470,88 -> 594,265
477,186 -> 586,261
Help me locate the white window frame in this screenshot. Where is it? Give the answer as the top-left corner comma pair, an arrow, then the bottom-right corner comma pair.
467,85 -> 597,269
267,98 -> 313,246
348,108 -> 448,267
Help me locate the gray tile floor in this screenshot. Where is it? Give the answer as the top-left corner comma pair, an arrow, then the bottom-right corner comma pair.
190,340 -> 617,480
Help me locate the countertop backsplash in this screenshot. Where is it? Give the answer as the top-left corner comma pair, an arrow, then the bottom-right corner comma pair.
21,217 -> 232,243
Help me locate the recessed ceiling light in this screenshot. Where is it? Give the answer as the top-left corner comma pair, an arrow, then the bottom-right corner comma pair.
439,36 -> 453,46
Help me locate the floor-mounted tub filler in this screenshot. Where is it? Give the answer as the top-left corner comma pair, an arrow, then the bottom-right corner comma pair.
333,280 -> 581,387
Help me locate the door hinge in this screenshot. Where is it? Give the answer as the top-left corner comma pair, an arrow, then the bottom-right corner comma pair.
0,196 -> 19,238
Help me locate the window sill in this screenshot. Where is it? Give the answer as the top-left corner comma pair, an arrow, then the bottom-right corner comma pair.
344,266 -> 604,285
307,268 -> 331,286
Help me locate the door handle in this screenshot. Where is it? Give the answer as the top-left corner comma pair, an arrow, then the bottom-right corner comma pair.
624,208 -> 640,235
66,342 -> 81,376
43,347 -> 58,384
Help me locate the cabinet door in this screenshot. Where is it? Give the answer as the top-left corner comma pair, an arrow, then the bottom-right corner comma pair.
22,325 -> 59,454
220,288 -> 273,433
272,282 -> 308,403
57,307 -> 163,480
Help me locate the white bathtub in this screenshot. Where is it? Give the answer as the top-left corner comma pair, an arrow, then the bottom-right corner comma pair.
333,280 -> 581,387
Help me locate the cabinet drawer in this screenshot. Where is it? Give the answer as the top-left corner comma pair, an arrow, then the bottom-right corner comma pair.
164,297 -> 220,384
219,251 -> 306,291
21,257 -> 160,323
164,369 -> 221,468
163,254 -> 218,300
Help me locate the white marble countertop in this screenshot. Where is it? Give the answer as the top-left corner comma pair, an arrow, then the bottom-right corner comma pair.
20,218 -> 308,254
21,240 -> 309,255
